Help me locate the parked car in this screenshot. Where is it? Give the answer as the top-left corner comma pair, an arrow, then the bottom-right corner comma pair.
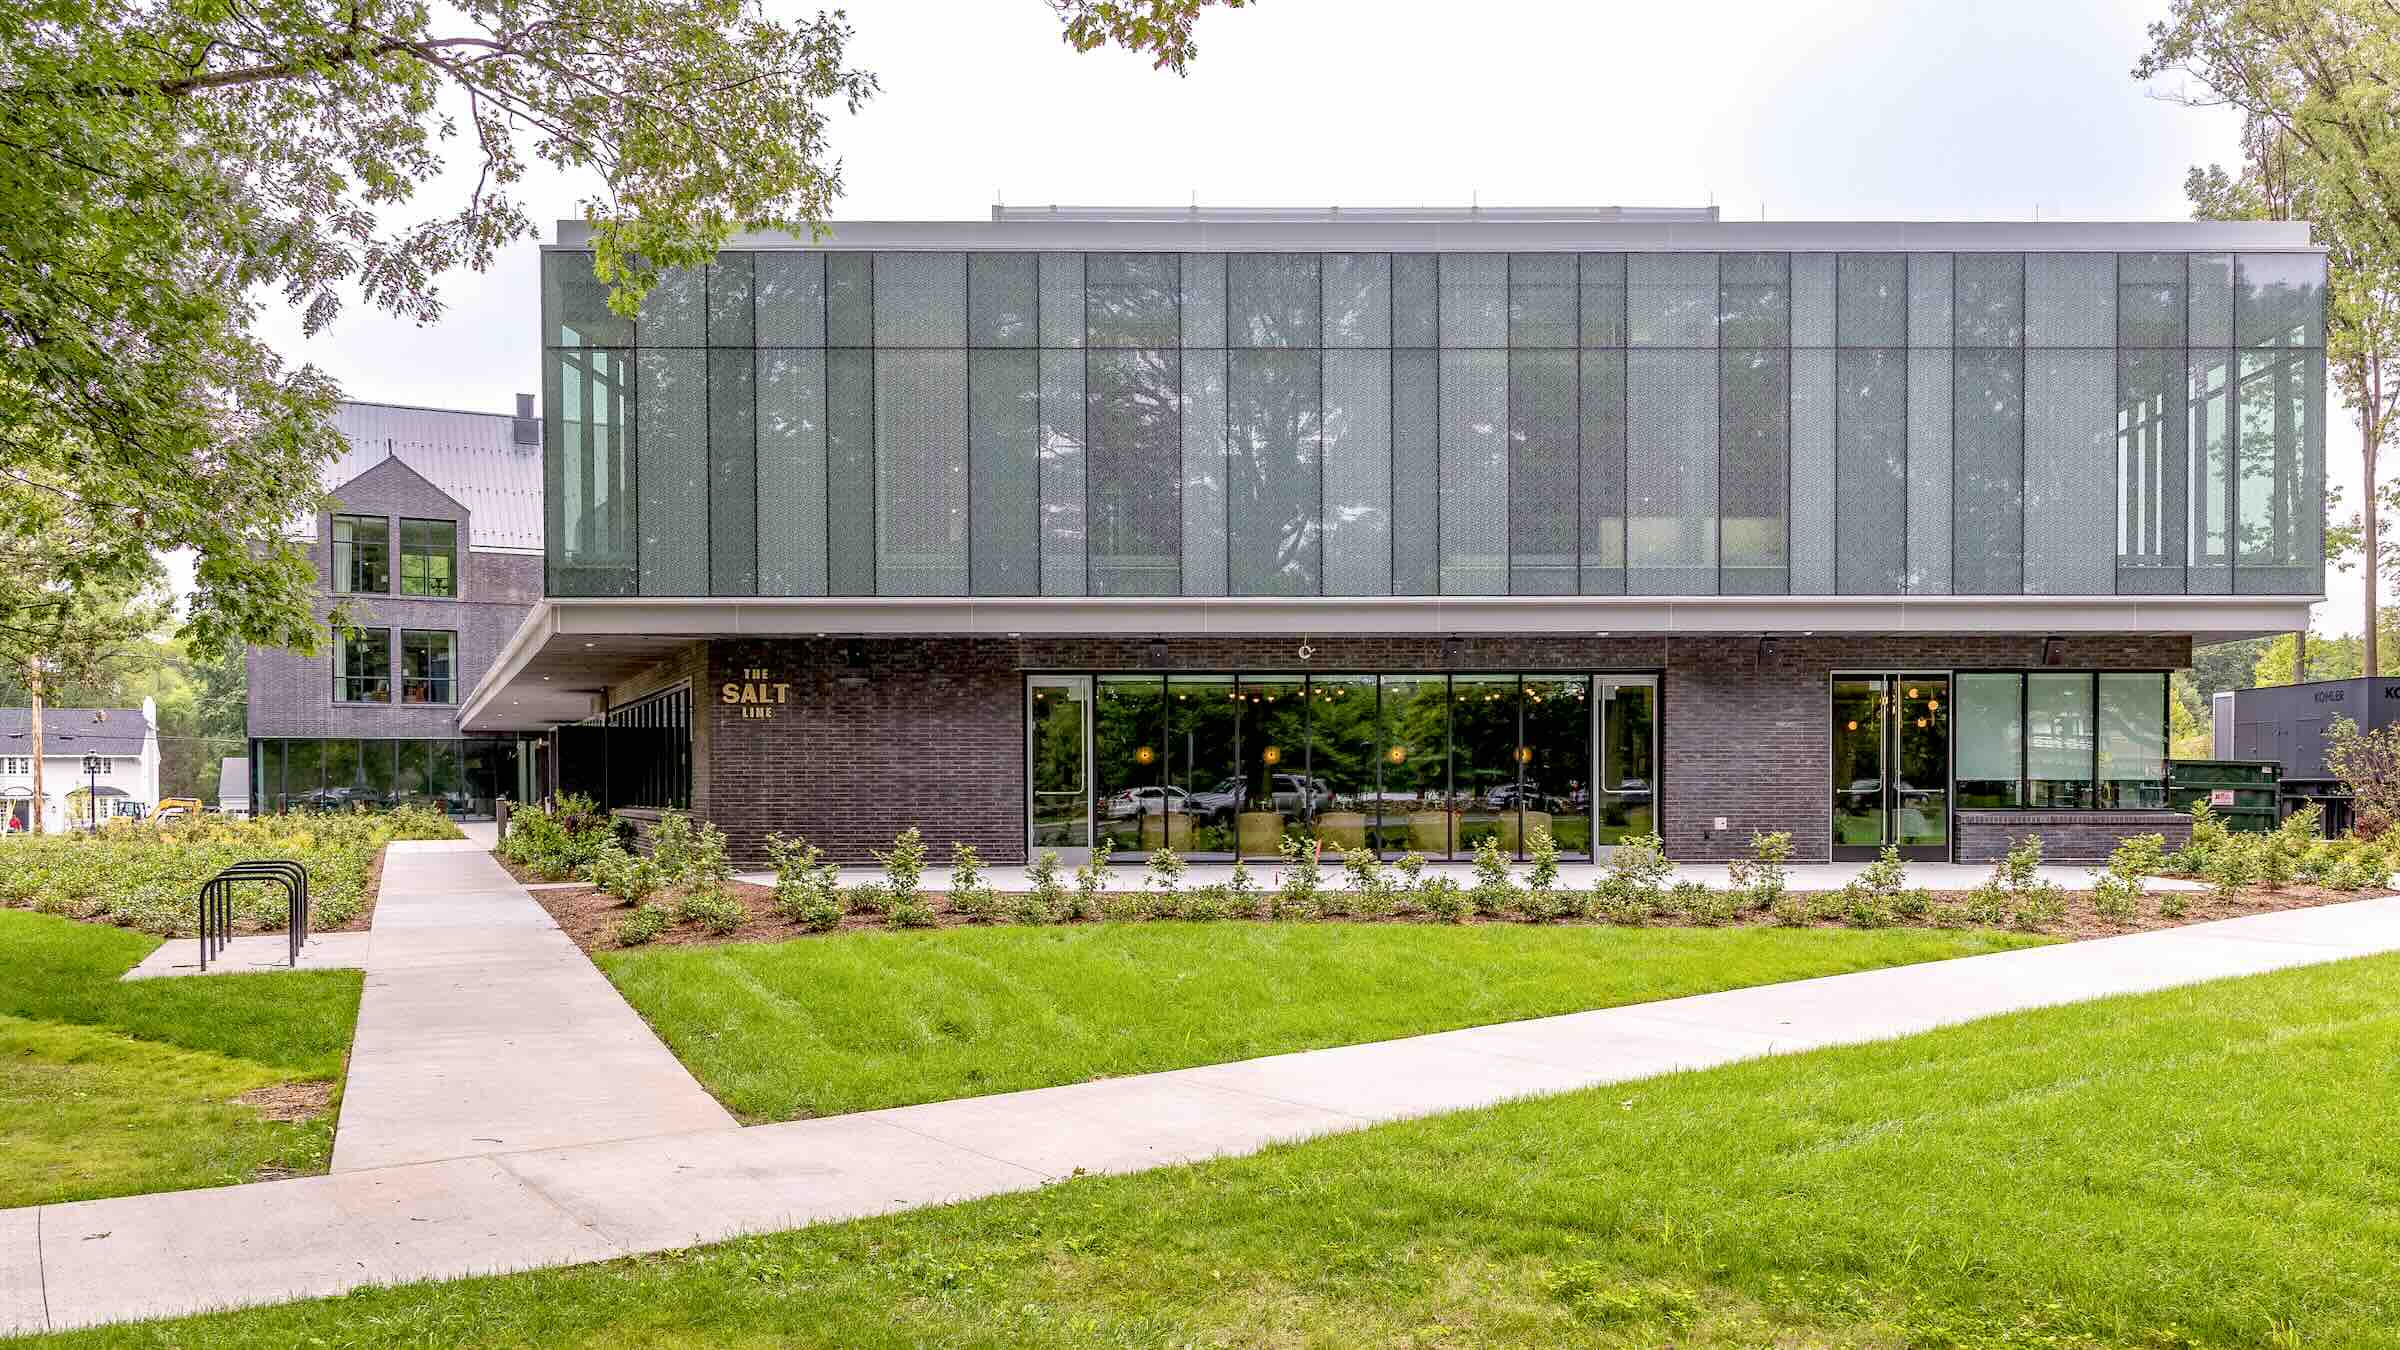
1184,775 -> 1332,821
1104,785 -> 1192,820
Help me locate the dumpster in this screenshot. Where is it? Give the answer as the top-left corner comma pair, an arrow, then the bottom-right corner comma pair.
2166,759 -> 2281,834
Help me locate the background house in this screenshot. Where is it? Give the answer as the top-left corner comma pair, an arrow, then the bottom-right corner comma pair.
0,699 -> 163,833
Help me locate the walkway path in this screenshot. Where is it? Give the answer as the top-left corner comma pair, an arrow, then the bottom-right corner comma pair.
330,841 -> 733,1172
7,892 -> 2397,1337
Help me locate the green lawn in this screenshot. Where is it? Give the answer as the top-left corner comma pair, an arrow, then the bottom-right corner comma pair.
598,923 -> 2050,1121
39,951 -> 2400,1347
0,910 -> 362,1208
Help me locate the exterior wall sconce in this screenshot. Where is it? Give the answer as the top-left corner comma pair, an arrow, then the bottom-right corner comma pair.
1147,638 -> 1168,668
2044,637 -> 2066,665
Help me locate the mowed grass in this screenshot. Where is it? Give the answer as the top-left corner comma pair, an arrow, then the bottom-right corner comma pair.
0,910 -> 362,1208
597,922 -> 2050,1120
47,952 -> 2400,1347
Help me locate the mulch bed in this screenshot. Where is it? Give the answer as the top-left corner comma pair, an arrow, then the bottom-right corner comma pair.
519,871 -> 2393,958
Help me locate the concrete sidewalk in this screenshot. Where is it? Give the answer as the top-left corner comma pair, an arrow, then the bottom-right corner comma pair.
329,841 -> 733,1173
120,931 -> 373,980
8,895 -> 2399,1336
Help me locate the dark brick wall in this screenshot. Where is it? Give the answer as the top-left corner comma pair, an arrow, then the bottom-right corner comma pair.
246,456 -> 539,742
635,631 -> 2190,866
1956,810 -> 2194,865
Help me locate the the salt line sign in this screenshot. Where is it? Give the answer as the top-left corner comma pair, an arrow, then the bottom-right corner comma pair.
720,668 -> 791,720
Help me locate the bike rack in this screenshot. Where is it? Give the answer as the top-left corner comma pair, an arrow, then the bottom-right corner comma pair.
198,860 -> 311,970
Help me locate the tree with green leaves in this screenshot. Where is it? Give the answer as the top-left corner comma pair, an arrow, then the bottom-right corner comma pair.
0,476 -> 167,829
2,0 -> 1248,666
2140,1 -> 2400,675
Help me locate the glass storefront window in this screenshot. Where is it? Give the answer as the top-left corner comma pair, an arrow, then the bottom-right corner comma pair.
1166,675 -> 1240,858
1094,676 -> 1165,856
1378,675 -> 1451,856
2098,672 -> 2168,807
1236,678 -> 1308,858
1955,673 -> 2025,807
2027,672 -> 2097,807
1522,676 -> 1592,857
1450,675 -> 1520,860
1308,675 -> 1379,858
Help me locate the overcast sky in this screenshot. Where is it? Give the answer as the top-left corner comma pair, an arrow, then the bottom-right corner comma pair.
246,0 -> 2369,635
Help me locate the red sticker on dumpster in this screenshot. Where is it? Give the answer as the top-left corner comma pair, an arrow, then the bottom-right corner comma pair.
2210,789 -> 2236,807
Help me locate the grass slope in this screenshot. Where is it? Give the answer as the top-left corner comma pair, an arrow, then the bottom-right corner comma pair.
45,951 -> 2400,1348
598,923 -> 2050,1120
0,910 -> 362,1207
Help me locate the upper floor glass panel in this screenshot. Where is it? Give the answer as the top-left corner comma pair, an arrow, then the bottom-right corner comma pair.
542,248 -> 2326,600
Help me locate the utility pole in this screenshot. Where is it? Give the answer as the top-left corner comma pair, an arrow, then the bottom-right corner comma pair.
26,662 -> 43,835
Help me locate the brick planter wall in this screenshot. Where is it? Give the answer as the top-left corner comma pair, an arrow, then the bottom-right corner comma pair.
1955,810 -> 2194,866
605,632 -> 2192,866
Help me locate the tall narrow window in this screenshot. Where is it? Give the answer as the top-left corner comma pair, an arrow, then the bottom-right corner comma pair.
1954,673 -> 2024,807
334,627 -> 391,703
398,519 -> 458,598
401,630 -> 457,704
2026,672 -> 2096,808
332,515 -> 390,594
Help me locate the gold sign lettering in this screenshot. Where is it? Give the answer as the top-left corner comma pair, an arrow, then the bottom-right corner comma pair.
720,671 -> 793,720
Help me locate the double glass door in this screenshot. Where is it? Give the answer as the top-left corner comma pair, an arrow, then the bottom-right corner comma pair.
1830,673 -> 1950,860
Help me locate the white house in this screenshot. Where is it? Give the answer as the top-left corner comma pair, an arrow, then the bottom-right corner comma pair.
0,699 -> 163,834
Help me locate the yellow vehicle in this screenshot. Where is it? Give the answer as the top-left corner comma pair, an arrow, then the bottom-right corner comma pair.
151,798 -> 205,822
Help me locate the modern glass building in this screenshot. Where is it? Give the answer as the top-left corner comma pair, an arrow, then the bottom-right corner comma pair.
466,207 -> 2327,864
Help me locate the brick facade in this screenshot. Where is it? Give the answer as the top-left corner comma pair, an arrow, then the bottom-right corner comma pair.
604,631 -> 2190,867
1956,810 -> 2195,866
247,455 -> 540,742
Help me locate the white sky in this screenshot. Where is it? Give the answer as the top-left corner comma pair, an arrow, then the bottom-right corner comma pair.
238,0 -> 2371,635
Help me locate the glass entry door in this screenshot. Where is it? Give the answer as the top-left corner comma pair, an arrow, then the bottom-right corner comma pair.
1027,676 -> 1091,862
1830,673 -> 1950,860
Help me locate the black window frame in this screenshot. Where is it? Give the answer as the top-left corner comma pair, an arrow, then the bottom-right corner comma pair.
334,626 -> 393,704
332,514 -> 391,595
398,518 -> 460,598
1952,668 -> 2172,812
602,685 -> 692,810
400,629 -> 458,705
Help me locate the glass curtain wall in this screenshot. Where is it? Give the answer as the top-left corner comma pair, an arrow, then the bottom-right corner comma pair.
547,247 -> 2325,601
249,738 -> 516,817
1078,672 -> 1640,862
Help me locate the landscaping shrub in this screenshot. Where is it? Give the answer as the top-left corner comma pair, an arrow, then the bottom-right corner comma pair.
0,808 -> 460,935
1273,834 -> 1325,920
1833,846 -> 1916,927
606,843 -> 670,906
1986,836 -> 2068,931
2205,836 -> 2258,901
1604,832 -> 1673,913
764,834 -> 844,931
613,903 -> 672,946
873,827 -> 929,915
677,887 -> 748,935
2109,832 -> 2170,880
2171,801 -> 2230,874
2089,833 -> 2156,925
1517,828 -> 1578,921
1224,857 -> 1259,917
498,793 -> 615,881
949,842 -> 1000,921
1390,852 -> 1428,915
1418,873 -> 1470,923
1340,845 -> 1396,918
1141,846 -> 1188,918
2323,712 -> 2400,837
1069,840 -> 1113,921
1468,834 -> 1517,917
1012,851 -> 1066,925
2157,888 -> 2190,919
1728,830 -> 1792,911
647,809 -> 697,884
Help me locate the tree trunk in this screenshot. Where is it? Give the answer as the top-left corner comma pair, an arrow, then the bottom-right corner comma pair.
2295,628 -> 2309,683
27,667 -> 43,836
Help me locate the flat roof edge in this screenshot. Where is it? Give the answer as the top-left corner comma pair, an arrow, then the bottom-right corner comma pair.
552,218 -> 2319,252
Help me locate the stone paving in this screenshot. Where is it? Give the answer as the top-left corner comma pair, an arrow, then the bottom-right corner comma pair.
119,931 -> 373,980
5,872 -> 2392,1336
